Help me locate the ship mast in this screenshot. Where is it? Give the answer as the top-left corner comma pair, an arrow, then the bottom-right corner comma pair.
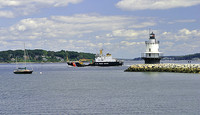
100,49 -> 103,56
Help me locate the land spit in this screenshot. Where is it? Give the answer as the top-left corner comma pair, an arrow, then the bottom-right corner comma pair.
125,63 -> 200,73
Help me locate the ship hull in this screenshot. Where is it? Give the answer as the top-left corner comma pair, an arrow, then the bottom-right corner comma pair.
89,61 -> 123,66
67,61 -> 123,67
67,62 -> 86,67
67,62 -> 73,66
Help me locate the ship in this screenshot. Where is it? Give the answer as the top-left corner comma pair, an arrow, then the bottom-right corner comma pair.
89,49 -> 123,66
67,49 -> 123,67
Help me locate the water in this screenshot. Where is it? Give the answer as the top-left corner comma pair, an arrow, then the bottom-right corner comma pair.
0,61 -> 200,114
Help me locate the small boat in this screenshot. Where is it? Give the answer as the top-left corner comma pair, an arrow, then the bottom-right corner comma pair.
14,67 -> 33,74
14,43 -> 33,74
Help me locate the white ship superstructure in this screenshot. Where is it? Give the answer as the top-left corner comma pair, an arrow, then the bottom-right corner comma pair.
93,49 -> 123,66
95,49 -> 116,62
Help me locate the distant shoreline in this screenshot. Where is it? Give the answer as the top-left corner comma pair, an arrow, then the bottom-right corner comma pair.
2,59 -> 200,63
0,62 -> 68,64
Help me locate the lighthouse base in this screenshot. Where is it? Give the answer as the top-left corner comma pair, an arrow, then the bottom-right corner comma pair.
142,58 -> 161,64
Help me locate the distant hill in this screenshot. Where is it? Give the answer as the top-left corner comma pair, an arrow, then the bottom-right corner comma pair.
0,49 -> 95,63
133,53 -> 200,60
163,53 -> 200,60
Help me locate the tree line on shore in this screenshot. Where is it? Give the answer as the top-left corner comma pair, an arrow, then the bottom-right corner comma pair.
1,49 -> 200,63
0,49 -> 95,63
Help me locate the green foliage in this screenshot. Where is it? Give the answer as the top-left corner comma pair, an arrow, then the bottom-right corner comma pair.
0,49 -> 95,63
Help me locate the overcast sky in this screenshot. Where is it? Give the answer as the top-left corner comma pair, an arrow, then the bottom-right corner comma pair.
0,0 -> 200,58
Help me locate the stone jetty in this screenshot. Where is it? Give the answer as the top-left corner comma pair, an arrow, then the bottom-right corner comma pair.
125,63 -> 200,73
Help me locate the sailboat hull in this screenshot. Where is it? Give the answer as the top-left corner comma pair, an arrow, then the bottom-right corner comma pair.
14,70 -> 33,74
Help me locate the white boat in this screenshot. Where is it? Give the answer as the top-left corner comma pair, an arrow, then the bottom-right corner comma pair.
89,49 -> 123,66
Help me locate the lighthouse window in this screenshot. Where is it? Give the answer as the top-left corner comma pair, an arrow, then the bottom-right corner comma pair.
149,54 -> 151,57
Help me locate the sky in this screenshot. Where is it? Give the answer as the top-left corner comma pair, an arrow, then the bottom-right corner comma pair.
0,0 -> 200,58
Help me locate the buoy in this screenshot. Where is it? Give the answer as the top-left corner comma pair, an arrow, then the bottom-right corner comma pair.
40,72 -> 42,74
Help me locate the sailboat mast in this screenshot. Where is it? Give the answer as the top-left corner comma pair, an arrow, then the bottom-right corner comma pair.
24,43 -> 26,68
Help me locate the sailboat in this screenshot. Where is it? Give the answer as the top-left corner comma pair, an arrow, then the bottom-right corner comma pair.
14,43 -> 33,74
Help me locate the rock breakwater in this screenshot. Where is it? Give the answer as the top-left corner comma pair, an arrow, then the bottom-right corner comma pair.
125,64 -> 200,73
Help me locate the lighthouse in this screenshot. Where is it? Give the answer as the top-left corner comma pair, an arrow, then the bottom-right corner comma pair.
141,32 -> 163,64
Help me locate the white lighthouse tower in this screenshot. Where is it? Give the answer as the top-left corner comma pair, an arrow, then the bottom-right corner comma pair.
141,32 -> 163,64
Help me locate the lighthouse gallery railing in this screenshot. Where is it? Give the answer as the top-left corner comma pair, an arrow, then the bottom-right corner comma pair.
141,53 -> 163,58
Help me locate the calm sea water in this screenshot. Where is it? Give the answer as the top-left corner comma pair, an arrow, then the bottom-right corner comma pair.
0,61 -> 200,114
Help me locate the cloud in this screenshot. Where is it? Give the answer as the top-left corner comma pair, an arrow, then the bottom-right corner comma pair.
168,19 -> 196,24
112,29 -> 139,38
2,14 -> 200,58
0,0 -> 83,17
159,28 -> 200,55
160,28 -> 200,45
128,22 -> 156,28
178,28 -> 200,37
0,14 -> 160,57
116,0 -> 200,11
109,29 -> 148,39
51,14 -> 136,31
120,41 -> 144,46
0,0 -> 83,8
0,11 -> 14,18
